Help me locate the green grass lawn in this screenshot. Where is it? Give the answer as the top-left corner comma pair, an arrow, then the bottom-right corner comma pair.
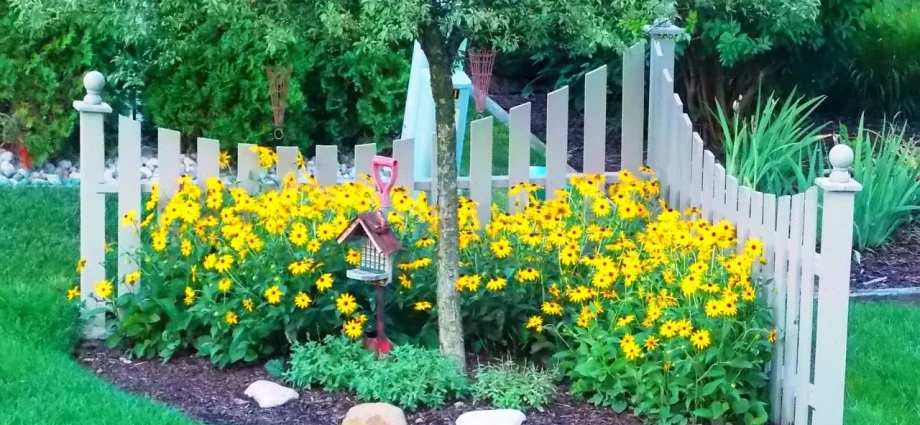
459,98 -> 547,177
0,189 -> 198,425
0,187 -> 917,424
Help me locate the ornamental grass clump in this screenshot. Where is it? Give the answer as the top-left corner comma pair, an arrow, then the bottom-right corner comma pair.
71,156 -> 773,422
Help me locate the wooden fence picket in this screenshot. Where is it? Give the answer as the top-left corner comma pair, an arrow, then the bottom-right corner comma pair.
545,86 -> 569,199
584,66 -> 607,175
508,103 -> 532,212
353,143 -> 376,184
781,193 -> 806,422
621,42 -> 645,174
197,138 -> 220,190
237,143 -> 259,194
392,138 -> 415,191
712,164 -> 726,221
701,151 -> 715,221
736,187 -> 752,251
157,128 -> 181,209
771,195 -> 792,421
315,145 -> 338,188
689,133 -> 704,209
470,117 -> 494,225
117,116 -> 142,296
795,187 -> 819,424
276,146 -> 300,185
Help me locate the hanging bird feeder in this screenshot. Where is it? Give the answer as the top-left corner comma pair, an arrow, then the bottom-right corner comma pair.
265,65 -> 292,140
466,48 -> 496,114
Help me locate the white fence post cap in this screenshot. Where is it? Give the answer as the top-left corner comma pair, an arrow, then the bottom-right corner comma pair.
73,71 -> 112,113
646,19 -> 683,38
816,144 -> 862,192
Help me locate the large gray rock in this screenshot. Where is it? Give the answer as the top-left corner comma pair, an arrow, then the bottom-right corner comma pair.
455,410 -> 526,425
0,175 -> 10,186
0,150 -> 13,163
46,174 -> 62,185
59,159 -> 73,170
0,161 -> 14,177
243,380 -> 298,408
140,166 -> 153,180
145,157 -> 159,169
343,403 -> 407,425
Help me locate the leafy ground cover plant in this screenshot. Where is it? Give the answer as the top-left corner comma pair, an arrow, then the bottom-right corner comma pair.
284,336 -> 470,410
473,360 -> 557,411
840,117 -> 920,250
717,90 -> 827,196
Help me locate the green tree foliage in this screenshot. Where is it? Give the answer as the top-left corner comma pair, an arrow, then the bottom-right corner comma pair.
0,0 -> 111,163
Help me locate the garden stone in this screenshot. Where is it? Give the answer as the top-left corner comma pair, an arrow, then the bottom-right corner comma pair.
103,168 -> 116,183
32,179 -> 49,186
59,159 -> 73,170
41,162 -> 55,174
46,175 -> 61,185
243,380 -> 298,408
17,167 -> 30,176
64,177 -> 80,186
0,161 -> 14,177
455,409 -> 526,425
140,166 -> 153,180
141,145 -> 156,158
145,157 -> 159,169
0,150 -> 12,163
0,175 -> 9,186
343,403 -> 407,425
13,171 -> 28,181
31,172 -> 44,180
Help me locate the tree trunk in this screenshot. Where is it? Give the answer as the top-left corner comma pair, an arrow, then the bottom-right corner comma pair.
419,23 -> 466,370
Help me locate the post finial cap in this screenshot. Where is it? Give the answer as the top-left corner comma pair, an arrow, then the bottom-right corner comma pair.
828,144 -> 854,183
83,71 -> 106,105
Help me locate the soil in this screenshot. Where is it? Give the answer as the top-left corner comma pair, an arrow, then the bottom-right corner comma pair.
78,341 -> 641,425
851,228 -> 920,291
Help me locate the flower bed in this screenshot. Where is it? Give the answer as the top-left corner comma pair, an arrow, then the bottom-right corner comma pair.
74,168 -> 774,423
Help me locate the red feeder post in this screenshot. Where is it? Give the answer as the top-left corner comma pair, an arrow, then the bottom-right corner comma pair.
335,156 -> 401,355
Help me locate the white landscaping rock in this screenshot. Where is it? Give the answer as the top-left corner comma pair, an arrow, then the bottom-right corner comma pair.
343,403 -> 407,425
455,409 -> 526,425
243,380 -> 298,408
0,161 -> 14,177
140,166 -> 153,180
0,150 -> 13,162
145,157 -> 159,169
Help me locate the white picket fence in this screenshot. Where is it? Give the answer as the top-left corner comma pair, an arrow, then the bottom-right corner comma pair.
74,20 -> 857,425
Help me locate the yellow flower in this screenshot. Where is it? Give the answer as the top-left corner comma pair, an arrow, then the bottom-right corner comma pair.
180,239 -> 192,257
414,301 -> 433,311
203,254 -> 217,270
316,223 -> 336,241
125,271 -> 141,285
76,258 -> 88,273
397,274 -> 412,289
567,286 -> 592,303
525,315 -> 544,332
263,285 -> 283,305
218,278 -> 232,292
768,328 -> 778,344
616,315 -> 635,328
677,319 -> 694,338
316,273 -> 334,292
225,311 -> 238,326
294,292 -> 312,309
289,224 -> 309,246
591,199 -> 612,217
243,298 -> 254,312
700,282 -> 720,294
219,151 -> 231,170
415,238 -> 436,248
741,286 -> 756,302
515,267 -> 540,283
184,286 -> 195,305
66,285 -> 80,301
307,239 -> 322,253
705,300 -> 723,317
690,329 -> 711,350
541,302 -> 562,316
343,320 -> 363,340
346,249 -> 361,266
121,209 -> 137,227
215,255 -> 234,273
659,320 -> 678,338
486,277 -> 507,291
643,335 -> 660,351
489,238 -> 512,259
355,314 -> 368,324
722,298 -> 739,316
94,280 -> 113,299
288,260 -> 310,276
621,341 -> 641,361
336,293 -> 358,315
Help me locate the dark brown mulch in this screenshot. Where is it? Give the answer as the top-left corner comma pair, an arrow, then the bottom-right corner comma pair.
851,228 -> 920,291
490,76 -> 623,173
78,341 -> 641,425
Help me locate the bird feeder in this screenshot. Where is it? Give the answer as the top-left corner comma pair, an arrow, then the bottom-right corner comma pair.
466,48 -> 496,114
265,65 -> 292,140
336,156 -> 401,354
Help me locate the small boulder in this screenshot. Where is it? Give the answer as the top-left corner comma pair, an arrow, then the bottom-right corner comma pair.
0,161 -> 15,178
59,159 -> 73,170
46,174 -> 62,185
145,157 -> 159,170
343,403 -> 407,425
0,150 -> 13,163
455,409 -> 526,425
243,380 -> 298,408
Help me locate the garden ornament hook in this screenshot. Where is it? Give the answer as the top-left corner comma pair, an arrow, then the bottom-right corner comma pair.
371,156 -> 398,210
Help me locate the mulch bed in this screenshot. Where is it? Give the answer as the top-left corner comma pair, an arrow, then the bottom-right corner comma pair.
851,228 -> 920,292
78,341 -> 641,425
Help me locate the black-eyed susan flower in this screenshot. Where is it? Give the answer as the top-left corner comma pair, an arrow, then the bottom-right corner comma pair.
525,315 -> 544,332
643,335 -> 659,351
294,292 -> 312,309
345,249 -> 361,266
242,298 -> 254,312
541,302 -> 562,316
343,319 -> 363,340
121,209 -> 137,227
315,273 -> 334,292
414,301 -> 432,311
263,285 -> 283,305
125,271 -> 141,285
225,311 -> 238,326
66,285 -> 80,301
94,280 -> 113,299
336,293 -> 357,315
691,329 -> 711,350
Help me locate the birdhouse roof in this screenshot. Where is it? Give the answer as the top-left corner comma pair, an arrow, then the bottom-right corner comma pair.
336,211 -> 402,256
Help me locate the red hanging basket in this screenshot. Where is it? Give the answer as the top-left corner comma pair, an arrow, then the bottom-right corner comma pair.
466,48 -> 496,114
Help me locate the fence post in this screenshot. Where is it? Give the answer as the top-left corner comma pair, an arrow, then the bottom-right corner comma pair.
813,145 -> 861,425
646,19 -> 682,173
74,71 -> 112,338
